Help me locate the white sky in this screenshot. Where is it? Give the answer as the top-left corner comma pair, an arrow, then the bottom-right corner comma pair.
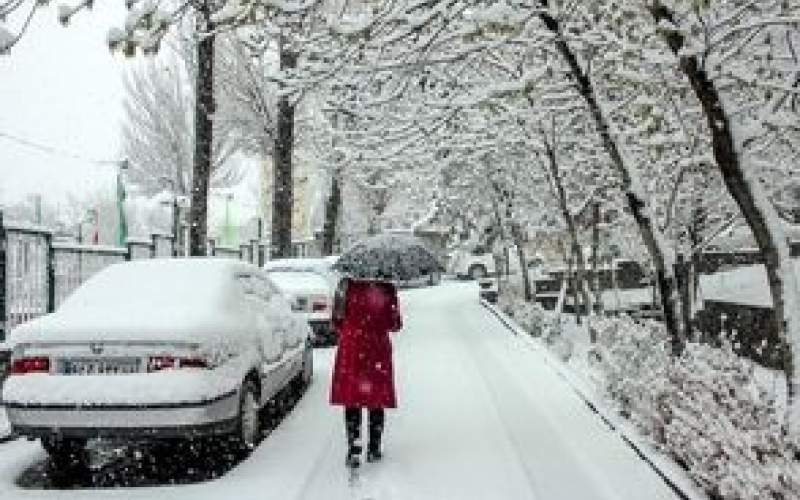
0,3 -> 260,222
0,2 -> 131,206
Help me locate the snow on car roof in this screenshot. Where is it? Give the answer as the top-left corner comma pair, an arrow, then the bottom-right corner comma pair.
264,258 -> 334,272
59,258 -> 250,312
7,258 -> 268,344
8,258 -> 262,345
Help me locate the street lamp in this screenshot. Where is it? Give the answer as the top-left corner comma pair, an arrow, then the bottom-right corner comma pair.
222,192 -> 234,247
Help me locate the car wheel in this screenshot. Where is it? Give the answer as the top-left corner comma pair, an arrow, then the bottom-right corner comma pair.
468,264 -> 487,280
231,380 -> 260,453
42,436 -> 89,475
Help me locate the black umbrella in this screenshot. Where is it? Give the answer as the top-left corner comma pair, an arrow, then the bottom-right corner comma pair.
333,234 -> 443,281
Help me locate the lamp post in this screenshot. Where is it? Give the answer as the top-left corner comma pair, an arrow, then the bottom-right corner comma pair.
223,192 -> 234,247
116,160 -> 129,248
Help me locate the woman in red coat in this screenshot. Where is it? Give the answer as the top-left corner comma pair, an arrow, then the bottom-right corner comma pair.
330,277 -> 402,468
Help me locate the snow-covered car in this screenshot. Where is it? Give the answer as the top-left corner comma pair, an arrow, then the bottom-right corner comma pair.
264,257 -> 341,289
449,249 -> 496,280
266,269 -> 336,346
1,258 -> 313,468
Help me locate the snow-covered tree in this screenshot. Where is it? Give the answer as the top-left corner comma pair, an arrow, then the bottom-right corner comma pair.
121,49 -> 241,198
639,0 -> 800,430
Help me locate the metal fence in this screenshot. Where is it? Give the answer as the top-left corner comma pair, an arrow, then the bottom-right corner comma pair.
0,212 -> 269,342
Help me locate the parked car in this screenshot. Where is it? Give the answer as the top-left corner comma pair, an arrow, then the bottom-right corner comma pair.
264,257 -> 340,289
266,269 -> 336,346
1,258 -> 313,470
449,248 -> 496,280
478,277 -> 499,303
394,269 -> 443,288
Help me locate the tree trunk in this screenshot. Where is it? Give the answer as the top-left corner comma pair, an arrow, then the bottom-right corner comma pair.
537,3 -> 682,353
591,202 -> 601,313
512,223 -> 533,302
271,44 -> 297,259
322,172 -> 341,255
649,2 -> 800,428
677,253 -> 693,338
188,7 -> 214,257
542,140 -> 593,332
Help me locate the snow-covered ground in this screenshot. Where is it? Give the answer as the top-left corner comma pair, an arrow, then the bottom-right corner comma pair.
0,282 -> 684,499
698,259 -> 800,307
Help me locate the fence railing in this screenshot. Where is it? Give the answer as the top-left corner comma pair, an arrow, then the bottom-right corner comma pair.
0,212 -> 269,342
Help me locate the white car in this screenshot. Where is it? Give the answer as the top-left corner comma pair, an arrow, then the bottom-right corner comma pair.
266,269 -> 336,346
1,258 -> 313,469
264,257 -> 340,289
449,248 -> 496,280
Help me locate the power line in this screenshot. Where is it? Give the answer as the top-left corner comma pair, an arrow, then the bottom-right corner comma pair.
0,130 -> 123,166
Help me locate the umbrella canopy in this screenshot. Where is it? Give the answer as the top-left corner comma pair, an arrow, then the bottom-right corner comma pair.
333,234 -> 443,281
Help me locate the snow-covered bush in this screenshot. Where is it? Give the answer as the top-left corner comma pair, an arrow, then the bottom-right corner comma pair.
594,316 -> 800,500
593,316 -> 672,439
497,289 -> 555,338
662,342 -> 799,499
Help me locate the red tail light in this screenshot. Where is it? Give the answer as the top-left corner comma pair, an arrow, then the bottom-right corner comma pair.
312,301 -> 328,312
148,356 -> 209,372
10,357 -> 50,375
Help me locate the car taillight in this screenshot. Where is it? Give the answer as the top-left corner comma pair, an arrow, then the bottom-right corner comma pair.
10,357 -> 50,375
148,356 -> 209,372
312,301 -> 328,312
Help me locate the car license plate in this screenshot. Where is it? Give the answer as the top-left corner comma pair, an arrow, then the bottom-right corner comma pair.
60,358 -> 141,375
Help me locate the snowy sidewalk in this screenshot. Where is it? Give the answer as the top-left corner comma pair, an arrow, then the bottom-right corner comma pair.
0,282 -> 680,499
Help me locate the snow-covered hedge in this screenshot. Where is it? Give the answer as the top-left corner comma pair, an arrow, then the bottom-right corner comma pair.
497,287 -> 574,360
497,289 -> 554,338
592,316 -> 800,500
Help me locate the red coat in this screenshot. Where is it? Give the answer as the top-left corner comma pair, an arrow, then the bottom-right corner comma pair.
330,280 -> 402,408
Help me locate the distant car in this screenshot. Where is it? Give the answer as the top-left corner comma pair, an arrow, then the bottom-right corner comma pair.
266,269 -> 336,346
1,258 -> 313,470
394,269 -> 443,288
449,248 -> 496,280
478,277 -> 499,303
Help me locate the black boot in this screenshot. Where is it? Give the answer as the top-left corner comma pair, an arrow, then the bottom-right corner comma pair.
346,443 -> 362,468
345,408 -> 362,468
367,409 -> 384,462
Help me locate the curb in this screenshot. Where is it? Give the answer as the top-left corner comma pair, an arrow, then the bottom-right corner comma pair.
480,300 -> 697,500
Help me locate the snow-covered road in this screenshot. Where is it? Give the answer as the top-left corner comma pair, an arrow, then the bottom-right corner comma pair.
0,282 -> 679,499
